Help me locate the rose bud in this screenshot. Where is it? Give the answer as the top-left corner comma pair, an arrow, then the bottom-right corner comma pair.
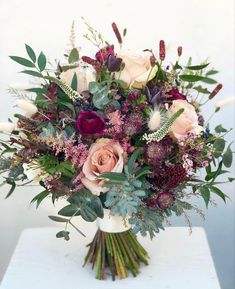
107,55 -> 122,72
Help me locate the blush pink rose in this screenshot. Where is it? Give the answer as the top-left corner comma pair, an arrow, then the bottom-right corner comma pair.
167,99 -> 203,139
81,138 -> 124,195
116,50 -> 158,89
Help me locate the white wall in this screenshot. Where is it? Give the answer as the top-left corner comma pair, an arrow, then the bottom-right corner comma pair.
0,0 -> 234,288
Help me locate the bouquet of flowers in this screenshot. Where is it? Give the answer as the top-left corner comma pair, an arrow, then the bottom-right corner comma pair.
0,21 -> 234,281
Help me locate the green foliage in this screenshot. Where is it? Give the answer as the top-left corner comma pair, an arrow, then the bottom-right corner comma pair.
215,125 -> 227,133
223,144 -> 233,168
179,75 -> 217,84
68,48 -> 79,63
193,85 -> 210,94
58,204 -> 81,217
186,63 -> 209,70
171,200 -> 192,216
39,122 -> 57,137
68,189 -> 104,222
25,44 -> 36,62
20,70 -> 43,78
89,82 -> 110,109
200,186 -> 210,208
31,190 -> 50,208
37,52 -> 47,71
71,73 -> 77,91
129,207 -> 164,239
0,158 -> 11,170
56,230 -> 70,241
8,164 -> 24,178
9,56 -> 35,67
49,215 -> 68,222
104,178 -> 146,217
213,138 -> 225,158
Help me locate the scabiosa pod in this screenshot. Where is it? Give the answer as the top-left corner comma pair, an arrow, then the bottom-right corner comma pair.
143,108 -> 184,143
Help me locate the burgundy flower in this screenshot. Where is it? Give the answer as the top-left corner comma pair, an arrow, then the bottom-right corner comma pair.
156,192 -> 175,209
95,46 -> 115,63
107,55 -> 122,72
75,111 -> 105,136
167,88 -> 187,101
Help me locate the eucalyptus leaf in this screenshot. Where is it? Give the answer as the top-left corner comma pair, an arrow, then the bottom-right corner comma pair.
200,186 -> 210,208
223,144 -> 233,168
68,48 -> 79,63
20,70 -> 43,77
186,63 -> 209,70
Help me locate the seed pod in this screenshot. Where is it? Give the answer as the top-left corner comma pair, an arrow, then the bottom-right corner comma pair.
112,22 -> 122,44
209,84 -> 223,99
159,40 -> 165,61
150,55 -> 156,67
177,46 -> 182,57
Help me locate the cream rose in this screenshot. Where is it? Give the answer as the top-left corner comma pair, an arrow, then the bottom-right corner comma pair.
60,66 -> 96,93
116,50 -> 158,89
167,99 -> 203,139
81,138 -> 124,196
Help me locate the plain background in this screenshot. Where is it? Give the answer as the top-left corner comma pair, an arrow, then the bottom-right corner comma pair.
0,0 -> 234,288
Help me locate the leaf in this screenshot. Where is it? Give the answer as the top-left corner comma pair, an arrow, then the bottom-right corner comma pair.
56,230 -> 70,241
223,144 -> 233,168
89,82 -> 101,94
215,125 -> 227,133
193,85 -> 210,94
179,75 -> 217,84
9,56 -> 35,67
20,70 -> 43,77
5,180 -> 16,198
71,73 -> 77,91
128,148 -> 141,173
210,161 -> 223,183
26,87 -> 47,94
58,204 -> 80,217
68,48 -> 79,64
213,138 -> 226,158
186,63 -> 209,70
37,52 -> 47,71
209,186 -> 228,203
48,216 -> 68,223
97,172 -> 127,182
31,190 -> 50,208
206,70 -> 219,76
25,44 -> 36,62
200,186 -> 210,208
92,86 -> 110,109
228,177 -> 235,182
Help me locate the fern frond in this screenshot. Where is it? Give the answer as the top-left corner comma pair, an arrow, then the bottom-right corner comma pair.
45,76 -> 82,101
142,108 -> 184,143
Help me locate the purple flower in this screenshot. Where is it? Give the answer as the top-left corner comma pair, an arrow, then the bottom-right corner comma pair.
156,192 -> 175,209
146,86 -> 163,107
95,46 -> 115,63
75,111 -> 105,136
168,88 -> 187,101
107,55 -> 122,72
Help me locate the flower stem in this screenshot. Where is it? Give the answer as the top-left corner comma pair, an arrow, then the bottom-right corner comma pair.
84,229 -> 149,280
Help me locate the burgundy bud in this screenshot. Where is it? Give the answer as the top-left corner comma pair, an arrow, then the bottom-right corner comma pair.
112,22 -> 122,44
150,55 -> 156,67
209,84 -> 223,99
159,40 -> 165,61
177,46 -> 183,57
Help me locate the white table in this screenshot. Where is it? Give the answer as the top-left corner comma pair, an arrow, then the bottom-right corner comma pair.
0,227 -> 221,289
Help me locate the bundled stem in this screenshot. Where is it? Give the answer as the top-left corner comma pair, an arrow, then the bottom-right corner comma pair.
83,229 -> 149,280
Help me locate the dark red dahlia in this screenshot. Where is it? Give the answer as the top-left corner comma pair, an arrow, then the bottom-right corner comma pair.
156,192 -> 175,209
96,46 -> 115,63
150,164 -> 187,190
75,111 -> 105,136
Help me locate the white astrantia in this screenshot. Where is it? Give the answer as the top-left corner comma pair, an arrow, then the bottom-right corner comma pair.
0,122 -> 15,133
16,99 -> 38,116
215,97 -> 235,109
148,110 -> 162,131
